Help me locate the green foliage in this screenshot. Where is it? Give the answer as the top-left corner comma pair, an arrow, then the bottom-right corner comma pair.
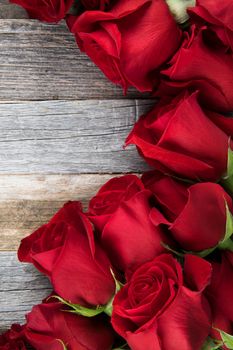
202,329 -> 233,350
56,339 -> 68,350
51,269 -> 124,318
201,337 -> 222,350
227,147 -> 233,178
220,146 -> 233,195
51,295 -> 106,317
219,329 -> 233,349
218,202 -> 233,252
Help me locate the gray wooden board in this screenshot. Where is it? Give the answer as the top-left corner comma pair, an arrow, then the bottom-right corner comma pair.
0,251 -> 52,332
0,1 -> 27,19
0,19 -> 149,101
0,2 -> 153,337
0,99 -> 152,173
0,174 -> 134,250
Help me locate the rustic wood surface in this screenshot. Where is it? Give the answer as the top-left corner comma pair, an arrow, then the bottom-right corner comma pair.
0,99 -> 151,173
0,19 -> 147,101
0,173 -> 138,251
0,252 -> 52,330
0,1 -> 153,334
0,0 -> 27,18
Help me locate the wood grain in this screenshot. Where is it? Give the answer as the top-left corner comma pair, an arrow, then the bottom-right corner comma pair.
0,251 -> 52,332
0,4 -> 153,334
0,173 -> 135,250
0,19 -> 150,101
0,1 -> 27,19
0,99 -> 152,173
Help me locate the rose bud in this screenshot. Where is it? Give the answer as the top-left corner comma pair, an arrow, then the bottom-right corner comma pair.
25,300 -> 114,350
158,26 -> 233,112
10,0 -> 73,23
88,175 -> 169,273
18,201 -> 115,306
126,91 -> 233,182
188,0 -> 233,51
67,0 -> 181,93
112,254 -> 212,350
206,251 -> 233,339
143,171 -> 233,253
0,324 -> 29,350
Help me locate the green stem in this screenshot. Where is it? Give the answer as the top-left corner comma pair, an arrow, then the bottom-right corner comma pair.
219,238 -> 233,251
220,175 -> 233,196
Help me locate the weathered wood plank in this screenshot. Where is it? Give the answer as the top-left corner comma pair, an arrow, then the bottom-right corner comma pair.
0,1 -> 27,19
0,251 -> 52,332
0,99 -> 152,173
0,19 -> 149,101
0,173 -> 130,250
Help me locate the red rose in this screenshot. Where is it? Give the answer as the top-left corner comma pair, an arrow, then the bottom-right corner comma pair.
206,251 -> 233,338
159,26 -> 233,112
10,0 -> 73,22
89,175 -> 144,231
0,324 -> 28,350
67,0 -> 181,92
188,0 -> 233,51
126,91 -> 232,181
25,300 -> 114,350
81,0 -> 110,11
88,175 -> 168,273
143,171 -> 233,252
112,254 -> 212,350
18,201 -> 115,306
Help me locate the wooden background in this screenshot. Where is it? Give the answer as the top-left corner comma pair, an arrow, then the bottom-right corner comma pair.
0,1 -> 153,332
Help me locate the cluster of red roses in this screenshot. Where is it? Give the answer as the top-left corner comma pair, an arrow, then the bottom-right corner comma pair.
1,0 -> 233,349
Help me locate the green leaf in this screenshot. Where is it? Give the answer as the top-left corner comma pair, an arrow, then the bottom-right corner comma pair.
218,329 -> 233,349
201,337 -> 223,350
184,201 -> 233,258
111,268 -> 124,294
218,202 -> 233,251
50,270 -> 124,318
161,242 -> 184,258
226,146 -> 233,179
51,295 -> 106,317
104,269 -> 124,317
56,339 -> 68,350
224,203 -> 233,241
190,246 -> 217,258
220,146 -> 233,195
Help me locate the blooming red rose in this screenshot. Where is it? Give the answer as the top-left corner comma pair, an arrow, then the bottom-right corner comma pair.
143,171 -> 233,252
10,0 -> 73,23
25,300 -> 114,350
18,201 -> 115,306
88,175 -> 168,273
89,175 -> 145,232
126,91 -> 233,182
206,251 -> 233,339
112,254 -> 212,350
81,0 -> 110,11
159,26 -> 233,112
0,324 -> 28,350
67,0 -> 181,92
188,0 -> 233,50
